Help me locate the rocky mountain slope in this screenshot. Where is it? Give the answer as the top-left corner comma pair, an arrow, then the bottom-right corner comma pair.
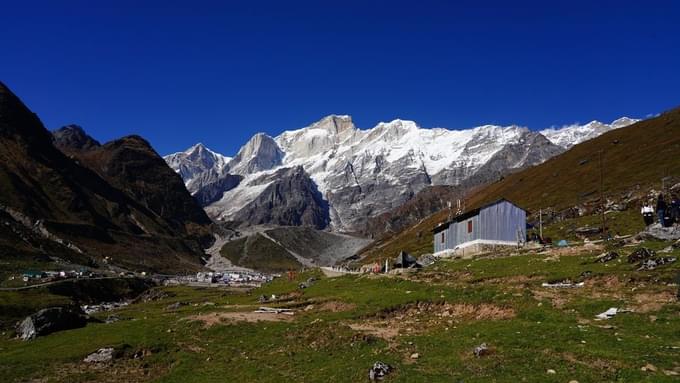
0,82 -> 212,273
166,114 -> 637,232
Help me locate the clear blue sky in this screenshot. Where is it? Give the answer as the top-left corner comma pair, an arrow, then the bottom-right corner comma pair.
2,0 -> 679,156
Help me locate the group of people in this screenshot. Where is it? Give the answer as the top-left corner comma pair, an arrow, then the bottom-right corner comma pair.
641,193 -> 680,228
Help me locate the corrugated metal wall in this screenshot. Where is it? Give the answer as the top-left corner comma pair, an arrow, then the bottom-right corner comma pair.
478,200 -> 526,243
434,200 -> 526,252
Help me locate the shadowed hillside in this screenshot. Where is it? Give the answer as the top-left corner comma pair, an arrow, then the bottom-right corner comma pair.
0,82 -> 212,273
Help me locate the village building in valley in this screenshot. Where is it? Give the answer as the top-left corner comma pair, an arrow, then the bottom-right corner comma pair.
433,199 -> 527,257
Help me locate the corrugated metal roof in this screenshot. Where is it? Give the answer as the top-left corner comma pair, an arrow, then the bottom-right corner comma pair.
432,198 -> 525,233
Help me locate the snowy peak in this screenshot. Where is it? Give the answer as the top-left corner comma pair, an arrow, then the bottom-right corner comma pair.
311,114 -> 356,135
540,117 -> 639,149
228,133 -> 284,175
276,115 -> 359,160
163,143 -> 231,192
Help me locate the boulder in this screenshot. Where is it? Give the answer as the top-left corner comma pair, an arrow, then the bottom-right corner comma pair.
16,306 -> 88,341
368,361 -> 392,381
636,224 -> 680,241
596,252 -> 619,263
627,248 -> 655,263
84,347 -> 115,363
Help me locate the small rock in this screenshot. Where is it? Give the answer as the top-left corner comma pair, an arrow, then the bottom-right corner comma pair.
642,363 -> 657,372
165,302 -> 186,311
410,353 -> 419,359
368,361 -> 392,381
84,348 -> 115,363
473,343 -> 489,358
569,380 -> 579,383
547,369 -> 556,374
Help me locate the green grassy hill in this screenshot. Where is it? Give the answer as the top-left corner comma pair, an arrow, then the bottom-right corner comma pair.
220,233 -> 303,272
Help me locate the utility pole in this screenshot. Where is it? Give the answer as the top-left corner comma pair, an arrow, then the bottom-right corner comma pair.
599,150 -> 607,239
539,208 -> 543,240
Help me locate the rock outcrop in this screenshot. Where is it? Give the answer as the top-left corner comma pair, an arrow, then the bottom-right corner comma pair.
17,306 -> 88,340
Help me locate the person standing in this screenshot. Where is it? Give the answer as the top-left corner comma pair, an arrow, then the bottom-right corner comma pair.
657,194 -> 667,226
670,194 -> 680,227
641,202 -> 655,227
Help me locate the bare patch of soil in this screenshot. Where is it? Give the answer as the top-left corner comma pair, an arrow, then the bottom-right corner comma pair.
349,301 -> 514,342
561,351 -> 623,372
189,310 -> 294,327
315,300 -> 356,312
632,290 -> 676,313
348,323 -> 400,339
374,301 -> 515,321
49,359 -> 165,383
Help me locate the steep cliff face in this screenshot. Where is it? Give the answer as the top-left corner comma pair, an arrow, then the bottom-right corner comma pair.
166,114 -> 637,232
0,81 -> 211,273
228,133 -> 284,175
208,166 -> 329,229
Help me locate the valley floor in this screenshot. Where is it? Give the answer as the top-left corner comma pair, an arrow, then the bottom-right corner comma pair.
1,239 -> 679,382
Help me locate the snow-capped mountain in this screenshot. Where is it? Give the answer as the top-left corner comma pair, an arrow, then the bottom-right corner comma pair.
164,143 -> 231,193
540,117 -> 639,149
164,115 -> 638,232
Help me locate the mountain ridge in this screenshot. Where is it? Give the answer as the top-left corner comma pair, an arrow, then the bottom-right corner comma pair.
165,113 -> 638,232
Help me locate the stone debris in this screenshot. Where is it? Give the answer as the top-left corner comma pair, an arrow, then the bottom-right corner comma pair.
254,307 -> 295,316
417,254 -> 437,267
637,257 -> 677,271
410,352 -> 419,359
596,251 -> 619,263
165,302 -> 187,311
546,369 -> 556,374
368,361 -> 392,381
82,301 -> 129,315
595,307 -> 631,320
636,224 -> 680,241
641,363 -> 658,372
627,248 -> 655,263
473,343 -> 489,357
575,226 -> 601,235
83,348 -> 115,363
542,281 -> 585,288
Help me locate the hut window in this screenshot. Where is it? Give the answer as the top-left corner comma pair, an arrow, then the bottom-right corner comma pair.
467,220 -> 473,233
441,232 -> 445,243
